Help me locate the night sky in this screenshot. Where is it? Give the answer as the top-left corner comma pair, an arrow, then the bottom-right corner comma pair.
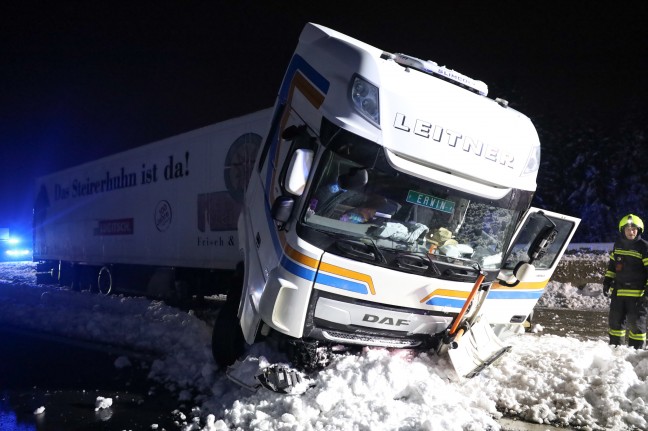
1,2 -> 646,237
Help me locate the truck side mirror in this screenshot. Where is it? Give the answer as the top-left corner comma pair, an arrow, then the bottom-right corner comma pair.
498,261 -> 536,287
527,226 -> 558,264
281,125 -> 306,141
513,261 -> 535,281
285,149 -> 313,196
271,196 -> 295,225
498,210 -> 558,287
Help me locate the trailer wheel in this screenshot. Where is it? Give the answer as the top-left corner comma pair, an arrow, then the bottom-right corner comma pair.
97,266 -> 113,295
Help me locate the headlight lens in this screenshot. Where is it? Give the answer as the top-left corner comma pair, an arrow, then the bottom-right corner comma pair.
351,76 -> 380,125
522,145 -> 541,175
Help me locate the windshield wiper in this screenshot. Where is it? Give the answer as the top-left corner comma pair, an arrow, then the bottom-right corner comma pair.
314,229 -> 386,264
335,238 -> 385,263
378,248 -> 441,277
395,251 -> 442,277
430,254 -> 482,281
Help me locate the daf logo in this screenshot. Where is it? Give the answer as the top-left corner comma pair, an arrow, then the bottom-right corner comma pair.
363,314 -> 410,327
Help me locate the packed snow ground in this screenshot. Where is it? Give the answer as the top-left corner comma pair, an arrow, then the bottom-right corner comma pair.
1,259 -> 647,431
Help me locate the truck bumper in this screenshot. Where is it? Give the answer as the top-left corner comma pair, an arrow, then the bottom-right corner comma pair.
302,290 -> 453,348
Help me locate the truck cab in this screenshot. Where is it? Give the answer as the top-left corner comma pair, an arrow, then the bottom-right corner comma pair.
221,23 -> 579,372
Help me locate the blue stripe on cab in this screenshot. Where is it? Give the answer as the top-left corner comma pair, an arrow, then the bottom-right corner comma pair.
280,255 -> 316,282
315,273 -> 368,294
488,291 -> 543,300
280,54 -> 330,101
426,298 -> 465,308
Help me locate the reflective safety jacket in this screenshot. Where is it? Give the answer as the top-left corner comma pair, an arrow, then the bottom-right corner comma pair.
604,234 -> 648,297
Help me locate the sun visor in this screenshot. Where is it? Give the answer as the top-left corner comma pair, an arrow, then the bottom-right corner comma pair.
384,148 -> 514,200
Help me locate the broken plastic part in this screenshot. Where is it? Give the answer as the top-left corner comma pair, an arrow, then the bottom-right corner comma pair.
256,364 -> 315,395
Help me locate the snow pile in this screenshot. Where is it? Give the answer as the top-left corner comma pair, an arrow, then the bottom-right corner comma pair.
537,281 -> 610,310
214,350 -> 501,430
477,336 -> 648,430
1,260 -> 647,430
206,340 -> 648,431
0,263 -> 216,395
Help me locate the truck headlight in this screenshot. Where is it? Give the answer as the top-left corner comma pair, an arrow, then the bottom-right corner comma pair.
351,75 -> 380,125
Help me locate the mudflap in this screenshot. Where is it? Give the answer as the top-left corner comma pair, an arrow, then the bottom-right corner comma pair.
226,356 -> 265,392
445,317 -> 512,378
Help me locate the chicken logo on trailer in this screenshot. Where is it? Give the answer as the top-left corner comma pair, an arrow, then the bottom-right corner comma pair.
224,133 -> 263,203
196,133 -> 262,234
196,133 -> 263,247
154,200 -> 172,232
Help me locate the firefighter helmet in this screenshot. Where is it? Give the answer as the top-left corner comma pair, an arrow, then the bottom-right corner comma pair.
618,214 -> 644,234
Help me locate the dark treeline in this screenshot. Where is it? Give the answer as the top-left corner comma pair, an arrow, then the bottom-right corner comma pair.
531,102 -> 647,242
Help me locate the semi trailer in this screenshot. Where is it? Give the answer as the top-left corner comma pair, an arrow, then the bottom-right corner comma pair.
33,109 -> 271,298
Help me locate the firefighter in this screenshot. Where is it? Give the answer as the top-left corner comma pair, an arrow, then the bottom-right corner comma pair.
603,214 -> 648,349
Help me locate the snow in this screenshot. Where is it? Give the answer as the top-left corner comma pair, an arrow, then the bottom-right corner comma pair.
95,396 -> 113,411
537,282 -> 610,310
1,260 -> 647,430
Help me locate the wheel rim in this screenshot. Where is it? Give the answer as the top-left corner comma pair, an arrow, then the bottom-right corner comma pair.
97,266 -> 113,295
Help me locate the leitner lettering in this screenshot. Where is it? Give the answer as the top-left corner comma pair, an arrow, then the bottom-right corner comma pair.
393,112 -> 515,169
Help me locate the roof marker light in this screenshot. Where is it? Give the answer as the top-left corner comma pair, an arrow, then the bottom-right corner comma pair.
385,52 -> 488,97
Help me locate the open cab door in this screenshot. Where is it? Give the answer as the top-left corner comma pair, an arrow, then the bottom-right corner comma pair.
447,207 -> 580,378
483,207 -> 581,326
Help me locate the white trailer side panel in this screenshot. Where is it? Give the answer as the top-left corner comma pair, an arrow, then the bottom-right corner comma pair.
34,109 -> 272,270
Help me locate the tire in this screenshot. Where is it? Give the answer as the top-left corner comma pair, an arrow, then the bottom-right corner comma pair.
97,266 -> 113,295
523,310 -> 534,332
211,267 -> 246,367
211,294 -> 245,367
69,264 -> 81,291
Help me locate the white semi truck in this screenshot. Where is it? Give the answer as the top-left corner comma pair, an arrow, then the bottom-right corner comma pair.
34,22 -> 579,380
216,23 -> 580,381
33,109 -> 272,298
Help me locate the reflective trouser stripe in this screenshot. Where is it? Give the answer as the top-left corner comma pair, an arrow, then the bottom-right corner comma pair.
615,289 -> 645,297
629,331 -> 647,341
609,329 -> 626,337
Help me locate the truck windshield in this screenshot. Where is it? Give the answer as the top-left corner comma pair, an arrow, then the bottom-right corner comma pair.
301,121 -> 532,275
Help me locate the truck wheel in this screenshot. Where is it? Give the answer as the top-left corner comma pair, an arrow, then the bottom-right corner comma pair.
212,265 -> 245,368
211,293 -> 245,367
97,266 -> 113,295
524,310 -> 534,332
70,264 -> 81,291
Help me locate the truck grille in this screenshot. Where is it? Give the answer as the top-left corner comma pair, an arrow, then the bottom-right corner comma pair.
321,330 -> 422,348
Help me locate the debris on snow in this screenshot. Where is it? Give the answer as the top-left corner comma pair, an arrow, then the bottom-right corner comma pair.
94,396 -> 113,411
